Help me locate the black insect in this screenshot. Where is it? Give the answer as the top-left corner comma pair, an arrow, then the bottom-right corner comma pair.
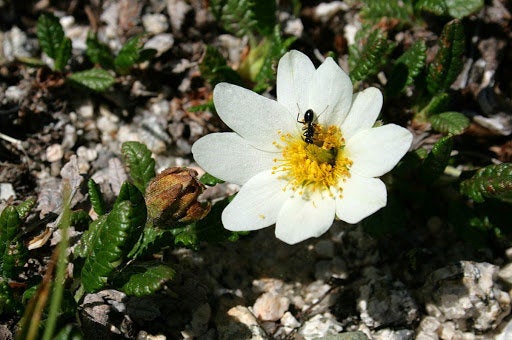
297,109 -> 316,144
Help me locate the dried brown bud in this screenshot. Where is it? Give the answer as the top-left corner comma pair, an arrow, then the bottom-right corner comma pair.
145,167 -> 210,227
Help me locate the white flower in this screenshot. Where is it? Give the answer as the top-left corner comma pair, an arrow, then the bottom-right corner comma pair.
192,50 -> 413,244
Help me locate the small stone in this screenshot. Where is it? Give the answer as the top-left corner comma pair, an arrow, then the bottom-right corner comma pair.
499,263 -> 512,284
167,0 -> 192,32
281,311 -> 300,329
252,292 -> 290,321
314,1 -> 348,22
299,313 -> 343,338
46,144 -> 64,162
78,100 -> 94,119
5,85 -> 29,102
219,305 -> 267,339
144,33 -> 174,57
76,146 -> 98,162
0,183 -> 16,201
142,13 -> 169,34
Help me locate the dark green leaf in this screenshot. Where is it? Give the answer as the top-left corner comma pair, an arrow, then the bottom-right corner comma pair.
81,199 -> 144,292
426,19 -> 465,94
218,0 -> 257,37
422,92 -> 450,116
360,0 -> 412,24
86,32 -> 115,70
386,40 -> 427,96
128,226 -> 173,259
200,45 -> 243,87
70,210 -> 91,228
2,240 -> 27,278
116,264 -> 175,297
349,29 -> 396,83
114,36 -> 142,74
36,13 -> 65,59
188,101 -> 215,113
0,280 -> 17,314
115,182 -> 147,247
414,0 -> 447,15
460,163 -> 512,203
121,141 -> 156,193
200,173 -> 225,186
429,111 -> 470,135
54,37 -> 72,72
16,197 -> 36,220
138,48 -> 157,63
88,179 -> 107,216
74,214 -> 107,258
445,0 -> 484,18
421,136 -> 453,182
252,0 -> 276,36
67,68 -> 115,92
0,206 -> 20,253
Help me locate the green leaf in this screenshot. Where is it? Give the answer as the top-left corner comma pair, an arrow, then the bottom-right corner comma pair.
88,179 -> 107,216
414,0 -> 447,15
421,136 -> 453,182
429,111 -> 470,135
199,45 -> 243,87
53,324 -> 83,340
0,206 -> 20,255
426,19 -> 465,94
252,0 -> 276,36
360,0 -> 412,24
80,199 -> 144,292
74,214 -> 107,259
445,0 -> 484,18
253,26 -> 296,93
86,32 -> 115,70
349,28 -> 396,83
200,173 -> 225,186
188,101 -> 215,113
36,13 -> 65,59
386,40 -> 427,96
67,68 -> 115,92
115,264 -> 175,297
128,226 -> 172,259
114,35 -> 142,74
16,197 -> 36,220
460,163 -> 512,203
422,92 -> 450,116
54,37 -> 72,72
0,280 -> 18,315
216,0 -> 258,37
121,141 -> 156,193
70,210 -> 91,228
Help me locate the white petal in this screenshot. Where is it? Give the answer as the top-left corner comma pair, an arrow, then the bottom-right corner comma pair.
308,57 -> 353,127
346,124 -> 413,178
275,192 -> 335,244
341,87 -> 383,140
276,50 -> 316,116
335,174 -> 387,224
214,83 -> 296,149
192,133 -> 277,185
222,170 -> 289,231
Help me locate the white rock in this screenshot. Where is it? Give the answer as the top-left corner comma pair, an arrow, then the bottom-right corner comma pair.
226,305 -> 267,339
499,263 -> 512,285
299,313 -> 343,338
5,85 -> 29,102
2,26 -> 30,61
314,1 -> 348,22
144,33 -> 174,57
252,292 -> 290,321
0,183 -> 16,201
281,311 -> 300,329
46,144 -> 64,162
167,0 -> 192,32
142,13 -> 169,34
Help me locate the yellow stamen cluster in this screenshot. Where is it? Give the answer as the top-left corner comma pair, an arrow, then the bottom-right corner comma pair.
272,123 -> 352,197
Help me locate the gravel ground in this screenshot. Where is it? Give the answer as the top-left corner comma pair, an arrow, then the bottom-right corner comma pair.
1,0 -> 512,339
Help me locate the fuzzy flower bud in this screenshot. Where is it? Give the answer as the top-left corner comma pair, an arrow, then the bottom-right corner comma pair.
145,167 -> 210,227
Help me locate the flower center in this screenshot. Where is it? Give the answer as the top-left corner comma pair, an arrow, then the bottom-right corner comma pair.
272,123 -> 352,197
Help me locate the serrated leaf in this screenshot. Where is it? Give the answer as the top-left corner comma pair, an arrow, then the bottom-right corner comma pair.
200,45 -> 243,87
200,173 -> 225,186
460,163 -> 512,203
426,19 -> 465,94
188,101 -> 215,113
16,198 -> 36,220
116,264 -> 175,297
70,210 -> 91,228
387,40 -> 427,96
415,0 -> 447,15
121,141 -> 156,193
349,29 -> 396,83
36,13 -> 65,59
0,206 -> 20,251
81,199 -> 145,293
67,68 -> 115,92
74,214 -> 107,258
2,241 -> 27,279
114,35 -> 142,74
86,32 -> 115,70
360,0 -> 412,24
218,0 -> 258,37
54,37 -> 72,72
445,0 -> 483,18
422,92 -> 450,116
429,111 -> 469,135
88,179 -> 106,216
421,136 -> 453,182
